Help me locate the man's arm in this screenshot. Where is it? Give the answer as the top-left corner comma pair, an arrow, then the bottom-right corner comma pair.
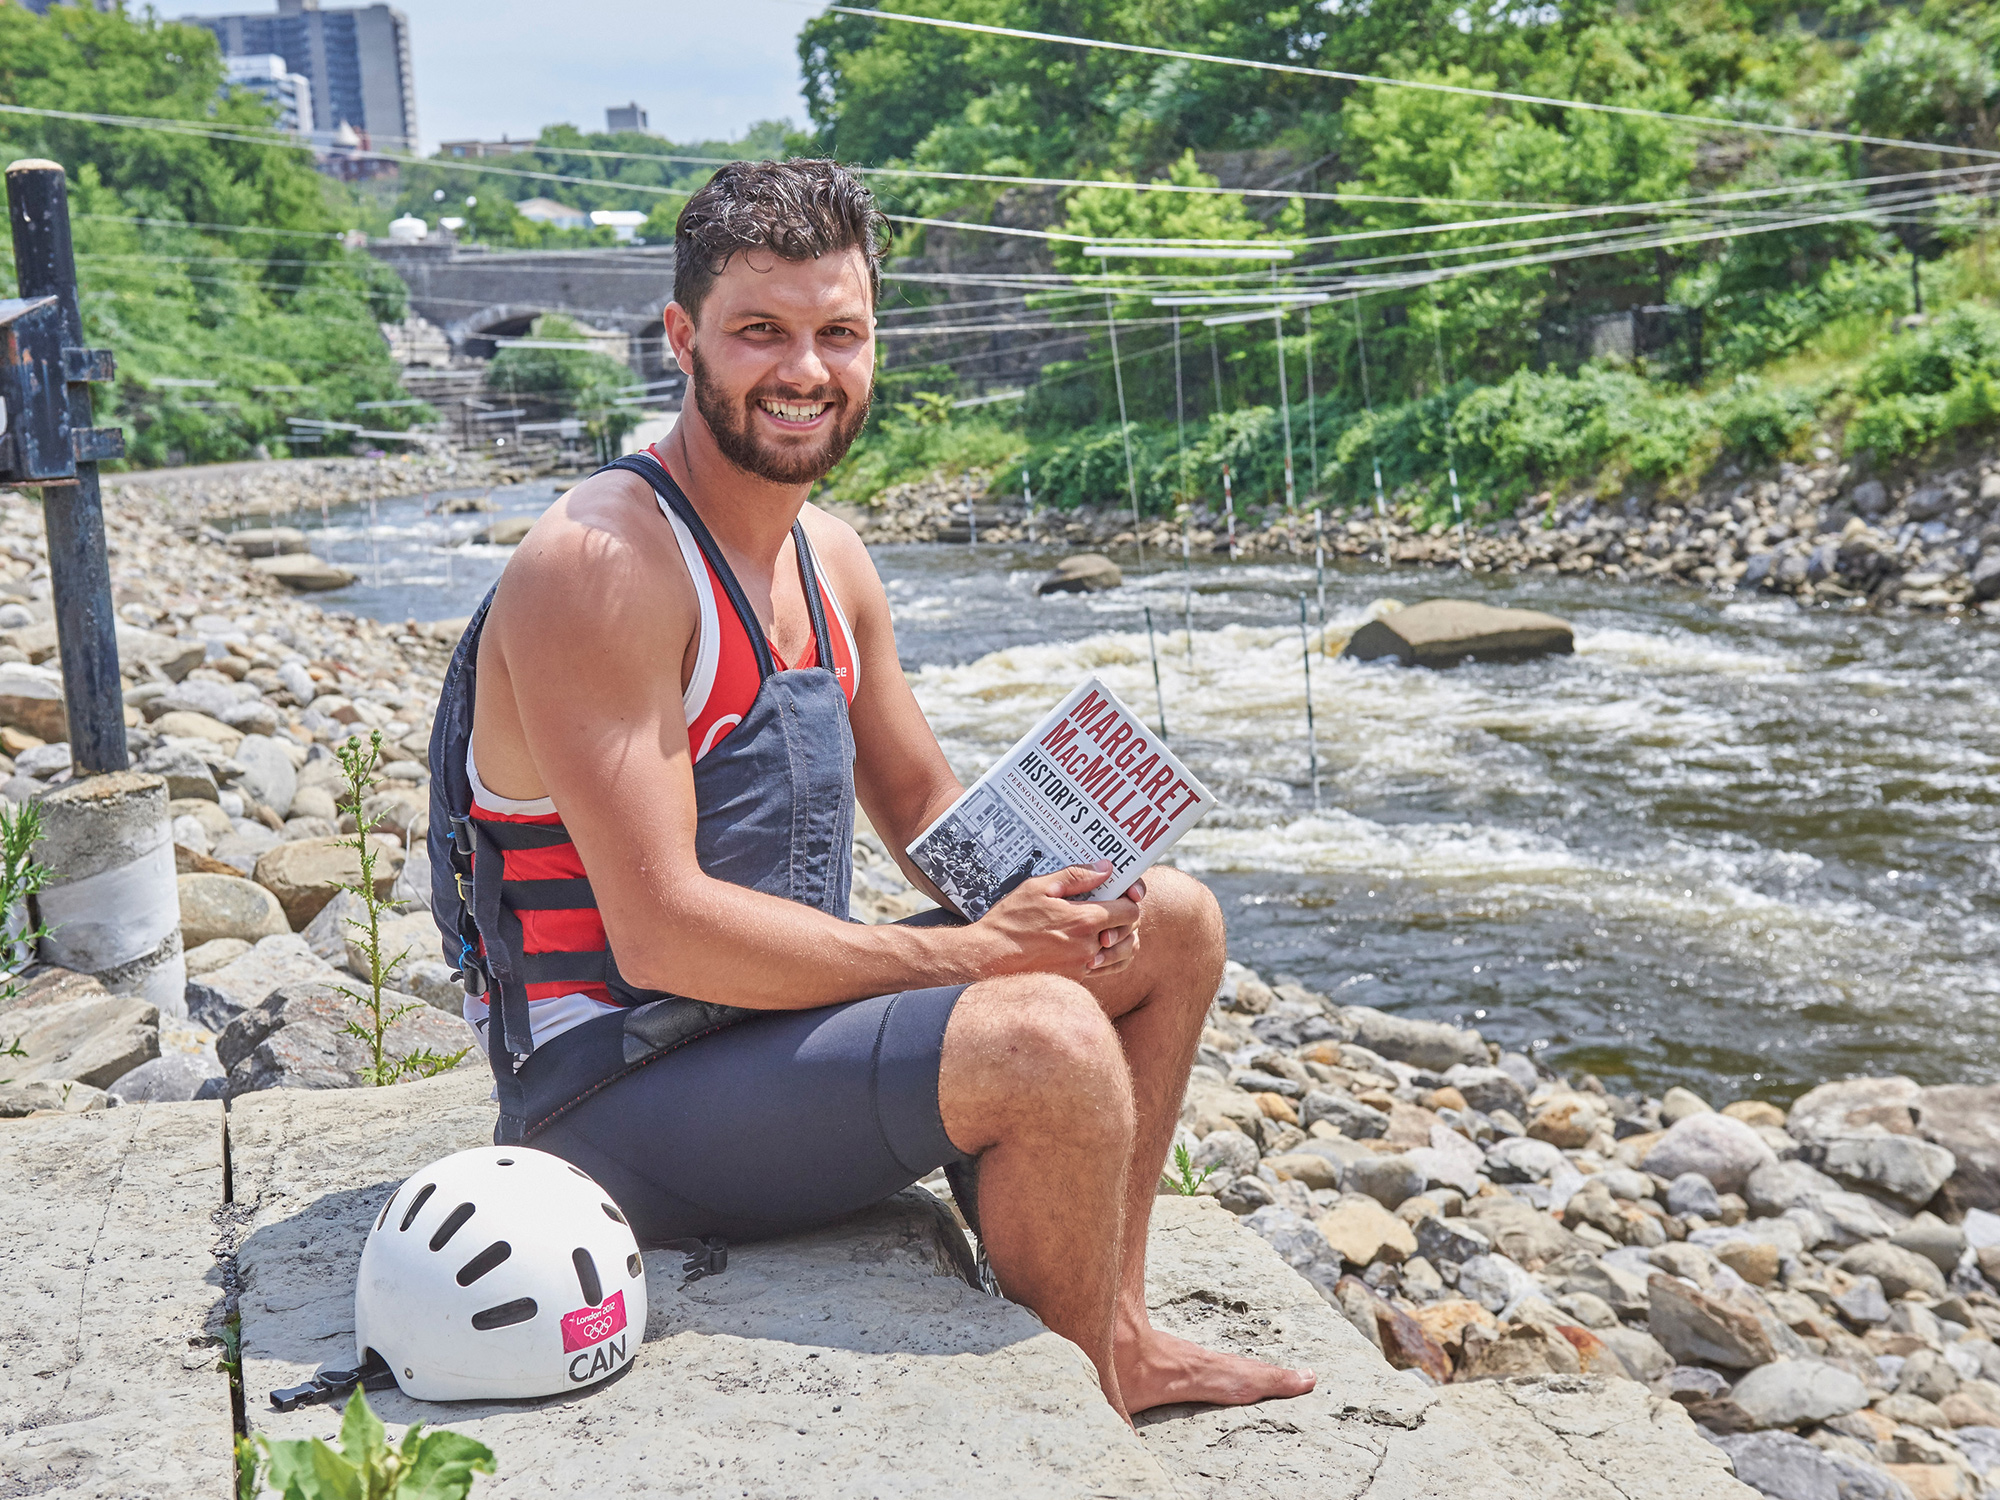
488,495 -> 1139,1008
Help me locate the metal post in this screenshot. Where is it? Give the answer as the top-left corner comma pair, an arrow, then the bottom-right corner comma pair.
1144,606 -> 1168,740
1100,256 -> 1144,563
1222,464 -> 1237,559
1181,509 -> 1195,668
5,160 -> 127,773
1298,596 -> 1319,811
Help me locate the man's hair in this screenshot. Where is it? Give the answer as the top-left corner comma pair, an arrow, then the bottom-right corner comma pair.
673,159 -> 888,321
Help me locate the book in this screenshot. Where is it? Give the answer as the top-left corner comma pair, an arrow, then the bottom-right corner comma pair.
906,676 -> 1216,920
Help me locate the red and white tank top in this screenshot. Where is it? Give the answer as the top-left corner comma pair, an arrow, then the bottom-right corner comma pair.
462,461 -> 860,1047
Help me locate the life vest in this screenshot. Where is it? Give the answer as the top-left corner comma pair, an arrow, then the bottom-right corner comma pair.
427,454 -> 857,1144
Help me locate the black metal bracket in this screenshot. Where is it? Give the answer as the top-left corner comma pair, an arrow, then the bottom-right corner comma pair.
269,1353 -> 396,1413
60,346 -> 113,383
70,427 -> 122,463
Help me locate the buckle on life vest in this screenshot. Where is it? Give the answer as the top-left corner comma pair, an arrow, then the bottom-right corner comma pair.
449,812 -> 475,858
456,938 -> 488,997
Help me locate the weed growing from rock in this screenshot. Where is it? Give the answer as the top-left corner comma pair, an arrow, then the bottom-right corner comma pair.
333,731 -> 468,1086
243,1386 -> 494,1499
0,803 -> 48,1086
1166,1141 -> 1216,1196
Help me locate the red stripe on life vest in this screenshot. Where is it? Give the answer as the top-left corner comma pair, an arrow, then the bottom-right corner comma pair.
501,841 -> 589,882
517,905 -> 608,955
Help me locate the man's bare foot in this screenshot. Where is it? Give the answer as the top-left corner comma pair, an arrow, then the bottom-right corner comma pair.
1115,1325 -> 1316,1415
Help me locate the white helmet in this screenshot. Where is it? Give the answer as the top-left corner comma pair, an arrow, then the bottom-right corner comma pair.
354,1146 -> 647,1401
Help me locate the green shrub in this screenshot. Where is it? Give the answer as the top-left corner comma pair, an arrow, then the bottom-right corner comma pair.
1713,380 -> 1817,465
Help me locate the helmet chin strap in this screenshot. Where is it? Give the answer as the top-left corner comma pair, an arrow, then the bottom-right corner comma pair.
269,1349 -> 396,1413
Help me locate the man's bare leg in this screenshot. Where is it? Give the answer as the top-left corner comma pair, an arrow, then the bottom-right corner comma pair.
936,973 -> 1140,1413
1081,868 -> 1317,1414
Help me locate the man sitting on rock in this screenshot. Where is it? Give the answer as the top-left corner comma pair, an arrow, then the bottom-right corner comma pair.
445,158 -> 1313,1420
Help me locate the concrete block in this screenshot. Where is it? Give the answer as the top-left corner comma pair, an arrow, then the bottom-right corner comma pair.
0,1101 -> 232,1499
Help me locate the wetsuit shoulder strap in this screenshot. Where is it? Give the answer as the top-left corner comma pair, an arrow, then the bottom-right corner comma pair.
600,452 -> 777,681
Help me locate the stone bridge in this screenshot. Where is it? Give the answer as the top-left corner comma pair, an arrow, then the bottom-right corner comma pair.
367,240 -> 678,376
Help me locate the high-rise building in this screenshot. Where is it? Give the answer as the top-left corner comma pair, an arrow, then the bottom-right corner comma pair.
606,102 -> 648,133
16,1 -> 120,11
183,0 -> 416,153
224,53 -> 314,136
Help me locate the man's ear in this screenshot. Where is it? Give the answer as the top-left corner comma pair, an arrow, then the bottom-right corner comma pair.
662,300 -> 695,376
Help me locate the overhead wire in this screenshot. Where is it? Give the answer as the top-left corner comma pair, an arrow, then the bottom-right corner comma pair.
825,7 -> 2000,163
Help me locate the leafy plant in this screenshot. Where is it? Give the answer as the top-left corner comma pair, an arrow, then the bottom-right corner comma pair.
333,732 -> 469,1087
1165,1140 -> 1216,1197
251,1388 -> 495,1500
890,390 -> 957,427
0,802 -> 48,1085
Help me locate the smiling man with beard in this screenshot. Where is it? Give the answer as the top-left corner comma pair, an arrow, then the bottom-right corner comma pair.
442,159 -> 1313,1422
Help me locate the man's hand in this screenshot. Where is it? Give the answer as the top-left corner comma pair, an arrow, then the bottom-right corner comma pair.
975,861 -> 1147,979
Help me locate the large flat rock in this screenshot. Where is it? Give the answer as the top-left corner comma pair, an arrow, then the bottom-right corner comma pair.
0,1101 -> 233,1500
233,1072 -> 1754,1499
1342,598 -> 1575,669
235,1070 -> 1169,1497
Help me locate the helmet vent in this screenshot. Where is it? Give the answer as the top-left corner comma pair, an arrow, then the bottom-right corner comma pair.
601,1202 -> 627,1226
627,1253 -> 642,1278
572,1247 -> 603,1307
470,1297 -> 538,1331
398,1183 -> 436,1232
376,1191 -> 398,1231
429,1201 -> 477,1252
456,1240 -> 513,1286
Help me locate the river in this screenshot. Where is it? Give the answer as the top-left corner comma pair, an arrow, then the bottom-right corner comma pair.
260,482 -> 2000,1101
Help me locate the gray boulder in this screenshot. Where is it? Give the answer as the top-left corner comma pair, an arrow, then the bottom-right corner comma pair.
144,679 -> 240,722
177,872 -> 290,948
1035,554 -> 1122,595
0,967 -> 158,1088
1837,1241 -> 1946,1301
1642,1113 -> 1777,1195
1341,1154 -> 1427,1210
1341,1006 -> 1487,1071
139,743 -> 218,801
1832,1275 -> 1889,1326
1443,1064 -> 1529,1119
218,979 -> 477,1096
1669,1171 -> 1723,1219
1237,1206 -> 1341,1301
183,933 -> 338,1031
1726,1359 -> 1868,1429
1786,1076 -> 1918,1147
106,1053 -> 224,1103
1596,1325 -> 1674,1384
1485,1136 -> 1563,1184
1817,1133 -> 1955,1207
1704,1431 -> 1854,1500
1647,1274 -> 1777,1369
1911,1082 -> 2000,1213
1889,1214 -> 1965,1275
1849,479 -> 1890,517
232,734 -> 297,818
1299,1089 -> 1387,1139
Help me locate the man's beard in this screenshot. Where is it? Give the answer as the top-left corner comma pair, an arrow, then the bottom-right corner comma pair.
691,351 -> 870,485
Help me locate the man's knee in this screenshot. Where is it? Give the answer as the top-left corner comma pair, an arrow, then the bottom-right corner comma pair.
958,975 -> 1135,1142
1139,867 -> 1225,980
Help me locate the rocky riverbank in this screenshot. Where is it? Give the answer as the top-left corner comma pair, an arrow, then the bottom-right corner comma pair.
1174,964 -> 2000,1500
3,457 -> 1998,1500
848,451 -> 2000,616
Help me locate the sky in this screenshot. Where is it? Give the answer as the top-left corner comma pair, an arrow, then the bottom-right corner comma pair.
401,0 -> 812,153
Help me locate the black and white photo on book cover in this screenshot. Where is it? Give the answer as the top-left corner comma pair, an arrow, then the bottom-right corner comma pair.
907,676 -> 1216,920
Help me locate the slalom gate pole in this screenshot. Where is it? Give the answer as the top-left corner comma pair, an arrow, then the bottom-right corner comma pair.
1023,466 -> 1035,544
1314,506 -> 1327,646
1222,465 -> 1237,559
1181,512 -> 1195,668
968,495 -> 977,547
1298,596 -> 1319,810
1144,606 -> 1169,740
